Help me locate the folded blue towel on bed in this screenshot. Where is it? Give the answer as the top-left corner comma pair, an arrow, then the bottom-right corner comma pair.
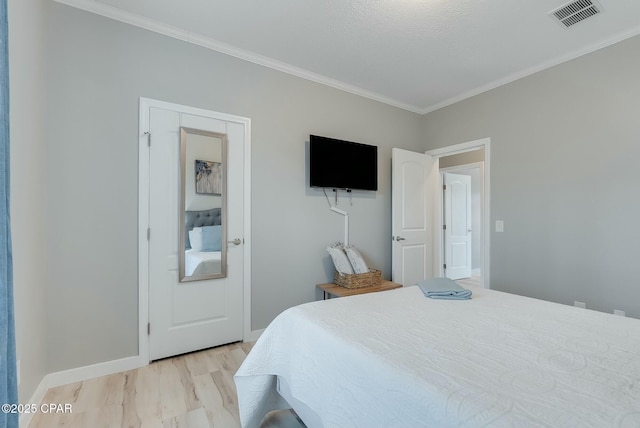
417,277 -> 472,300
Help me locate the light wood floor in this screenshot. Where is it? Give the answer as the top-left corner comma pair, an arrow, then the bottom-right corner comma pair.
455,272 -> 482,288
28,342 -> 253,428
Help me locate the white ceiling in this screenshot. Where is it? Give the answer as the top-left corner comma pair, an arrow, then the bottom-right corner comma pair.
58,0 -> 640,113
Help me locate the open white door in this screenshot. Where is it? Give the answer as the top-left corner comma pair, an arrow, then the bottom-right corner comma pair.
443,173 -> 472,280
391,148 -> 438,286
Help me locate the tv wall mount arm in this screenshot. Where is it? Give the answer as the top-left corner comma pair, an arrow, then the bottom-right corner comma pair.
330,206 -> 349,246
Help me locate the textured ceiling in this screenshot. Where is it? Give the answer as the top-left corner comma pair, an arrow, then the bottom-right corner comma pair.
57,0 -> 640,113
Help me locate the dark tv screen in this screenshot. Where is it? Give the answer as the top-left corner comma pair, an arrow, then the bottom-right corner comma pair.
309,135 -> 378,191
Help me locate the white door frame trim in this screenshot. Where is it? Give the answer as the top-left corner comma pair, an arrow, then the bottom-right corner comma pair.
439,161 -> 484,174
426,138 -> 490,288
138,97 -> 252,362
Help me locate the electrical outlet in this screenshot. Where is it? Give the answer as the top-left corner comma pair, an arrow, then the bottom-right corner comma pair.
614,309 -> 625,317
574,301 -> 586,309
17,360 -> 20,386
495,220 -> 504,232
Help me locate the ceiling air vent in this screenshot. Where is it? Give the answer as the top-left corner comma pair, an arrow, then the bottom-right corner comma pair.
550,0 -> 601,28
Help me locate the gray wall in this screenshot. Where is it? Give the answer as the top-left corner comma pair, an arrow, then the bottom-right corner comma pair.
8,0 -> 49,403
423,35 -> 640,317
42,3 -> 423,372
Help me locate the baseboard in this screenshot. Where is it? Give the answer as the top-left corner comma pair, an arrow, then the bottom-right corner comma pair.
471,268 -> 481,275
19,355 -> 147,428
45,355 -> 146,388
246,328 -> 265,342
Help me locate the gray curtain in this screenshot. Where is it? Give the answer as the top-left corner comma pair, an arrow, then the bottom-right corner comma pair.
0,0 -> 18,426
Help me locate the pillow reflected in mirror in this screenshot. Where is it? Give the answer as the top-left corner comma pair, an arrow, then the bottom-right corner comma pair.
189,225 -> 222,252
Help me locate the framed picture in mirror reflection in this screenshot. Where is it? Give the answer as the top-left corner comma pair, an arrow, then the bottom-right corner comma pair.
195,159 -> 222,195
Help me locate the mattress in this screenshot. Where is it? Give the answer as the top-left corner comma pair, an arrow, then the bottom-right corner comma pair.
234,285 -> 640,427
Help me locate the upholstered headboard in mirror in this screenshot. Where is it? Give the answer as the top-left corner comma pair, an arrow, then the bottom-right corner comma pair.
185,208 -> 222,249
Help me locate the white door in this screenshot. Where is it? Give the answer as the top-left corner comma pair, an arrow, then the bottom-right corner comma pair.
148,106 -> 244,361
443,173 -> 472,280
391,148 -> 438,286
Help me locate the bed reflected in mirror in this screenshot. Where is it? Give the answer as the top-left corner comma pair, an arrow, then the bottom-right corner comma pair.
179,127 -> 228,282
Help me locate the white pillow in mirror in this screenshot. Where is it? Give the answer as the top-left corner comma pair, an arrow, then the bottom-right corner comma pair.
345,245 -> 369,274
189,228 -> 203,251
326,245 -> 354,274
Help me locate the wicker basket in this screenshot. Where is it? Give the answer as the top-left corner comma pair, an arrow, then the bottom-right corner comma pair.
334,269 -> 382,289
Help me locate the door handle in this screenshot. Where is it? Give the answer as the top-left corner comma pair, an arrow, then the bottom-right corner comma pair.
393,236 -> 406,241
228,238 -> 242,246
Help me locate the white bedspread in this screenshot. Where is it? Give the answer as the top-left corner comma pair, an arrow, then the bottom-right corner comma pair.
184,249 -> 221,276
235,285 -> 640,428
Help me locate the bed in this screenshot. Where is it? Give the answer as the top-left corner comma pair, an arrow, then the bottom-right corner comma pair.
234,284 -> 640,427
184,208 -> 222,276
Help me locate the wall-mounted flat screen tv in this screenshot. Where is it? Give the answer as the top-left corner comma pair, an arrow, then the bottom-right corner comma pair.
309,135 -> 378,191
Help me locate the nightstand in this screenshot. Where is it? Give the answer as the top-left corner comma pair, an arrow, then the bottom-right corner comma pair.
316,280 -> 402,300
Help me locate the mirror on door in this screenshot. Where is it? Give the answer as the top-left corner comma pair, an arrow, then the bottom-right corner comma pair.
179,127 -> 228,282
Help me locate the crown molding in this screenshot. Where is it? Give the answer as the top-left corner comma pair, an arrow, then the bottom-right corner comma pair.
53,0 -> 424,114
52,0 -> 640,116
420,24 -> 640,114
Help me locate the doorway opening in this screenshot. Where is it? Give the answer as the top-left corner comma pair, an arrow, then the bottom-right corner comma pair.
427,138 -> 490,288
441,161 -> 483,285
